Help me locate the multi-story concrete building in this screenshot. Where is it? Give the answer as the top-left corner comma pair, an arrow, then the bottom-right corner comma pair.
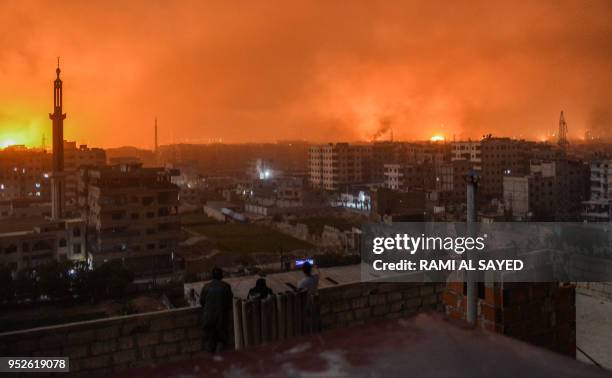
480,137 -> 530,201
309,143 -> 365,191
434,159 -> 473,205
80,164 -> 180,276
64,141 -> 106,205
0,145 -> 52,201
451,141 -> 481,169
383,163 -> 428,191
505,160 -> 588,220
0,217 -> 86,273
401,142 -> 451,165
503,173 -> 555,220
583,159 -> 612,222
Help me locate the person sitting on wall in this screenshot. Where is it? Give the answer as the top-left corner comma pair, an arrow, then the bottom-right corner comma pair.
248,277 -> 274,300
200,267 -> 234,354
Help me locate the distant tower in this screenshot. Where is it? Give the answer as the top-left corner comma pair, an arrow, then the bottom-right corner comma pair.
49,58 -> 66,220
154,117 -> 158,164
558,111 -> 569,148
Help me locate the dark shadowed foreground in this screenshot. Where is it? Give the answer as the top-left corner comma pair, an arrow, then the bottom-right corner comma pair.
118,313 -> 610,378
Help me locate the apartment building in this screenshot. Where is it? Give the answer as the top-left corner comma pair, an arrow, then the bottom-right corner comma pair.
383,163 -> 428,191
308,143 -> 365,191
0,217 -> 86,273
504,160 -> 588,220
64,141 -> 106,205
0,145 -> 52,201
583,159 -> 612,222
451,141 -> 481,169
80,164 -> 180,276
480,137 -> 531,201
503,173 -> 555,220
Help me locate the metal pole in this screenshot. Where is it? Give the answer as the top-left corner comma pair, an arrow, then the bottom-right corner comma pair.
465,171 -> 479,326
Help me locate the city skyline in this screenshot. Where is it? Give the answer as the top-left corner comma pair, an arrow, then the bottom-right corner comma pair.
1,1 -> 611,149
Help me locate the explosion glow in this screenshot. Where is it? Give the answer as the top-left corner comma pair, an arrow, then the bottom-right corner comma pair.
1,139 -> 17,149
430,135 -> 445,142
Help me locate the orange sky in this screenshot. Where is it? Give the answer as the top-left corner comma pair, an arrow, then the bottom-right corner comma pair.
0,0 -> 611,148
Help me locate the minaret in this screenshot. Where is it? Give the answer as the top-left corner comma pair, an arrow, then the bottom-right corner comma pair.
49,58 -> 66,220
155,117 -> 158,153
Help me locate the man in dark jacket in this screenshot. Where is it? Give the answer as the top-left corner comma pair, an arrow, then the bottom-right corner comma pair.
200,267 -> 233,353
248,277 -> 273,300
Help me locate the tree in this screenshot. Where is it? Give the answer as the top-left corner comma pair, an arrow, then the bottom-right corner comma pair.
14,269 -> 39,301
70,261 -> 93,300
89,261 -> 134,300
38,261 -> 71,299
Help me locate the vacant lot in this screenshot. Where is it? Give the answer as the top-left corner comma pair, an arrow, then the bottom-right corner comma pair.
181,213 -> 313,254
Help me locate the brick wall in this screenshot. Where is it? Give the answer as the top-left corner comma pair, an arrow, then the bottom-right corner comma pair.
0,307 -> 207,377
319,282 -> 444,329
0,282 -> 443,376
443,282 -> 576,357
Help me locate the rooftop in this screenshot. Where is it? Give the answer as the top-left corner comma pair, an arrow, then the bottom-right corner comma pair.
117,313 -> 608,378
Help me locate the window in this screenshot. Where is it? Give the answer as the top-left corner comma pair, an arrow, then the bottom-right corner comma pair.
59,239 -> 67,247
73,244 -> 82,255
73,227 -> 81,237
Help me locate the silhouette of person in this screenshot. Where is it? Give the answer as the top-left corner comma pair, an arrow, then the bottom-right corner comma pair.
200,267 -> 233,353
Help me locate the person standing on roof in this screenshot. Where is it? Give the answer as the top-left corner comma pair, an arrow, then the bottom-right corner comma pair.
200,267 -> 233,353
297,261 -> 320,333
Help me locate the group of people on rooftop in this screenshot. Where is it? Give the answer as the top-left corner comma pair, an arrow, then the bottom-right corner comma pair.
197,262 -> 319,354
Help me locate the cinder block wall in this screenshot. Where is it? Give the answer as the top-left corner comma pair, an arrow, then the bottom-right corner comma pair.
0,282 -> 443,376
0,307 -> 207,377
319,282 -> 444,329
443,282 -> 576,357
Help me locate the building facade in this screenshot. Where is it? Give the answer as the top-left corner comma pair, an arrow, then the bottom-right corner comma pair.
0,146 -> 52,201
309,143 -> 365,191
451,141 -> 481,169
64,141 -> 106,205
480,137 -> 530,201
0,218 -> 86,273
80,164 -> 180,276
583,159 -> 612,222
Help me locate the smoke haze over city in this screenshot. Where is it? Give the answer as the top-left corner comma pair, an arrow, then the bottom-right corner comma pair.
0,0 -> 611,148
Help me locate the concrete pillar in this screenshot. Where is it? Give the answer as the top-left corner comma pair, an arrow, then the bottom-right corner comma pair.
241,299 -> 253,348
277,293 -> 287,340
233,298 -> 244,350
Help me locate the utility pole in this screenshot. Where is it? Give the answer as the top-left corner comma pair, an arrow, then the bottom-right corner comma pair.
465,170 -> 479,326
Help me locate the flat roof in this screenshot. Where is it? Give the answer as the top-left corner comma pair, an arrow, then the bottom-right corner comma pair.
117,313 -> 607,378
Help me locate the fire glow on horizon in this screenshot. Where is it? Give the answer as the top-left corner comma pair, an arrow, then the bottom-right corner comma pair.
0,1 -> 611,147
